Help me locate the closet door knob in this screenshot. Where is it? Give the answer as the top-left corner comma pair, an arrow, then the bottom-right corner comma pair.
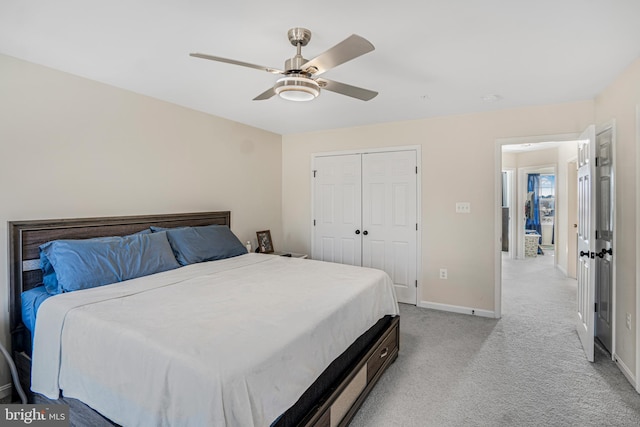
363,230 -> 369,236
355,230 -> 361,235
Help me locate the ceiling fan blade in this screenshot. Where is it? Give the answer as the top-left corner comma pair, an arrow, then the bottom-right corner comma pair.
189,53 -> 284,74
317,78 -> 378,101
302,34 -> 374,76
253,87 -> 277,101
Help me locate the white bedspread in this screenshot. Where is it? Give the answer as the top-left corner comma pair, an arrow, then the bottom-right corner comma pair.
31,253 -> 399,427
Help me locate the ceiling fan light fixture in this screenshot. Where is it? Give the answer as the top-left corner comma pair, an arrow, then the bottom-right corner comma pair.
274,76 -> 320,101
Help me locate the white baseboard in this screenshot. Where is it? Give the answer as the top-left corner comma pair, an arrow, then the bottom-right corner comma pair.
418,301 -> 496,318
0,383 -> 11,400
613,353 -> 637,389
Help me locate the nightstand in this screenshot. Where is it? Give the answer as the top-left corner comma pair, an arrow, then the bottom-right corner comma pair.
271,251 -> 308,259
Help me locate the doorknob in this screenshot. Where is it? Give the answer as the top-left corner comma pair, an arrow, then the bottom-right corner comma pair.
355,230 -> 360,235
596,248 -> 613,258
580,251 -> 590,258
363,230 -> 369,236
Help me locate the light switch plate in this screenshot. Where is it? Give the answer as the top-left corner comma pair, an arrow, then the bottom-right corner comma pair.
456,202 -> 471,214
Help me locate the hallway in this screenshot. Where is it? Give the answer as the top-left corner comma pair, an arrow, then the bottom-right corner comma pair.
502,250 -> 577,329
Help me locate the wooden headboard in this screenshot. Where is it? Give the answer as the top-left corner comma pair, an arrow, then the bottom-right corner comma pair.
8,211 -> 231,354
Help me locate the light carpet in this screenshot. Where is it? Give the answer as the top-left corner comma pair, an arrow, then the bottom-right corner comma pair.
350,253 -> 640,426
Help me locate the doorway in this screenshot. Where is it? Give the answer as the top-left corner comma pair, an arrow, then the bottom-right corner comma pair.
496,128 -> 616,361
516,166 -> 556,261
495,132 -> 580,320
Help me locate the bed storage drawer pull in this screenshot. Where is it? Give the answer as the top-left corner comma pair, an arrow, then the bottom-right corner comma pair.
379,347 -> 388,358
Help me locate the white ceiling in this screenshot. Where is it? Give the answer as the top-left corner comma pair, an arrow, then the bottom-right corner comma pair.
2,1 -> 639,135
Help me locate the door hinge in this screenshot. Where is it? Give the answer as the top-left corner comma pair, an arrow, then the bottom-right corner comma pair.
415,280 -> 418,287
595,157 -> 599,167
415,166 -> 418,174
313,219 -> 316,226
416,223 -> 418,231
313,170 -> 317,178
595,302 -> 598,313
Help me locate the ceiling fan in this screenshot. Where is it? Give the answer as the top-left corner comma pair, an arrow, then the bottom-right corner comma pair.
190,28 -> 378,102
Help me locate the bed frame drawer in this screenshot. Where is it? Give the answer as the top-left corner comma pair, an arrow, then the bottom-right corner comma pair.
304,316 -> 399,427
367,325 -> 398,382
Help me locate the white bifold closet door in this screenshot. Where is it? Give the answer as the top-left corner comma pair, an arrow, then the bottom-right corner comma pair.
313,154 -> 363,266
313,150 -> 417,304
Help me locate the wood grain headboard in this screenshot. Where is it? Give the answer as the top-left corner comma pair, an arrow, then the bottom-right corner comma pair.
8,211 -> 231,354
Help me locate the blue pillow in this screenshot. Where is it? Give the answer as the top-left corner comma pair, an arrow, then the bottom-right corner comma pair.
39,231 -> 180,294
40,250 -> 59,295
151,225 -> 247,266
40,228 -> 150,294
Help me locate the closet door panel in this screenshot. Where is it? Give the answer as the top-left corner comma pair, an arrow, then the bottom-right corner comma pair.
313,155 -> 362,266
366,240 -> 386,271
362,151 -> 417,304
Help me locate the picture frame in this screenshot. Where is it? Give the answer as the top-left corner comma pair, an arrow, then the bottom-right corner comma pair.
256,230 -> 274,253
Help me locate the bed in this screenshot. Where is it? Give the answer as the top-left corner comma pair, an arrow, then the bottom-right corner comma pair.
9,211 -> 400,427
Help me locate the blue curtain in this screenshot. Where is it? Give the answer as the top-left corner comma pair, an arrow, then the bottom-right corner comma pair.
525,174 -> 542,242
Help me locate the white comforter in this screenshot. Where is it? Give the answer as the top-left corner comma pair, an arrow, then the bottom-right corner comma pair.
31,253 -> 399,427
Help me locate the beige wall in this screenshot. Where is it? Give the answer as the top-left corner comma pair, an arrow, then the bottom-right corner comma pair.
556,142 -> 579,277
0,54 -> 283,387
282,101 -> 594,313
594,57 -> 640,378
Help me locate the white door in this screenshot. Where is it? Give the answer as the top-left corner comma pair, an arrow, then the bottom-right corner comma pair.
362,151 -> 417,304
313,154 -> 362,266
576,125 -> 596,362
595,126 -> 614,353
312,149 -> 419,305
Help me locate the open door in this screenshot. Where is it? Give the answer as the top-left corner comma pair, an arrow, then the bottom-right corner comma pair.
594,125 -> 615,354
576,125 -> 596,362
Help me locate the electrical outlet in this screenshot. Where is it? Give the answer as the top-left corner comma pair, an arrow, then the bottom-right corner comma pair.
626,313 -> 632,330
439,268 -> 448,279
455,202 -> 471,214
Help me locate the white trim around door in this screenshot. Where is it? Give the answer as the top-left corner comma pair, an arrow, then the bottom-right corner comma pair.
636,105 -> 640,393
